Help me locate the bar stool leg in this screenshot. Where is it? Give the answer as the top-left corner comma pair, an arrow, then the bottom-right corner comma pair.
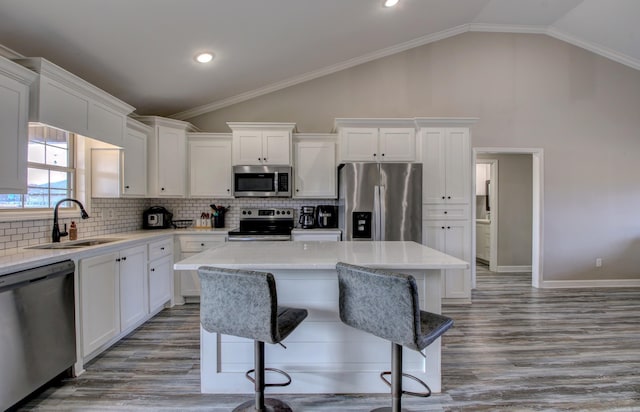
255,341 -> 265,410
372,343 -> 408,412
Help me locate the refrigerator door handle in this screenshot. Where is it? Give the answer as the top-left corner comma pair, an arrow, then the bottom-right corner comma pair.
373,185 -> 380,241
379,185 -> 386,241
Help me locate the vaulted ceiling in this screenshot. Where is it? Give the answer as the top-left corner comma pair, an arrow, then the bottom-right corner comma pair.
1,0 -> 638,118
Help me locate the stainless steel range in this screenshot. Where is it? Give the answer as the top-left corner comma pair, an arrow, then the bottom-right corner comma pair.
227,208 -> 294,241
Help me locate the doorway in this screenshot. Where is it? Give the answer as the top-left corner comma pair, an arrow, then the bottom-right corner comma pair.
472,148 -> 543,289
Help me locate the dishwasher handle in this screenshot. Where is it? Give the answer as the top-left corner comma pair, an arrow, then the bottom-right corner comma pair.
0,260 -> 75,292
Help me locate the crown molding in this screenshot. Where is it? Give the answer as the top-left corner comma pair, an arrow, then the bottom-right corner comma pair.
171,24 -> 469,120
172,23 -> 640,120
0,44 -> 23,59
546,27 -> 640,72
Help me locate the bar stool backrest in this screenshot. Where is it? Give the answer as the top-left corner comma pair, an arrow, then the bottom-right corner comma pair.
199,266 -> 279,344
336,262 -> 422,351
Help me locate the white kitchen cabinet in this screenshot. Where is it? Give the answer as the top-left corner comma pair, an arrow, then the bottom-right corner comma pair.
90,118 -> 150,198
293,134 -> 337,198
188,133 -> 232,198
148,237 -> 174,312
118,245 -> 148,332
423,219 -> 471,301
334,119 -> 417,163
80,245 -> 148,358
14,58 -> 134,147
137,116 -> 194,197
177,234 -> 227,299
421,127 -> 470,204
80,252 -> 120,357
122,119 -> 149,196
0,57 -> 36,194
227,122 -> 295,165
338,127 -> 416,162
291,229 -> 341,241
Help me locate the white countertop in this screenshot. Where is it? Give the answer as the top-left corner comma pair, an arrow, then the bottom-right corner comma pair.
477,219 -> 491,224
174,240 -> 468,271
0,228 -> 229,276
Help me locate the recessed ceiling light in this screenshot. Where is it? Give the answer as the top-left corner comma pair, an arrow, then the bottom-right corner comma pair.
383,0 -> 399,7
195,52 -> 214,64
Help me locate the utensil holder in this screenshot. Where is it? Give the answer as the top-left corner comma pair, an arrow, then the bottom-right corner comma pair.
212,214 -> 225,228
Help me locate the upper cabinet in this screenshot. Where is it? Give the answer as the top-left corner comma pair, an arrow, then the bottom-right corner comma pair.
187,133 -> 233,198
227,122 -> 295,165
334,119 -> 417,163
419,123 -> 473,205
0,56 -> 36,194
14,58 -> 134,147
91,118 -> 150,198
293,134 -> 337,199
137,116 -> 195,198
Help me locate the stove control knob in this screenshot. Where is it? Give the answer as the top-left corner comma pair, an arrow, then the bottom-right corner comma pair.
248,211 -> 252,215
287,210 -> 291,215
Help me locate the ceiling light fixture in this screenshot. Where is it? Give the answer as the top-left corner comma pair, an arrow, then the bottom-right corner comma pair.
383,0 -> 399,7
195,52 -> 214,64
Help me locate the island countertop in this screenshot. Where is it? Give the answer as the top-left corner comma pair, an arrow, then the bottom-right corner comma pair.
173,240 -> 468,271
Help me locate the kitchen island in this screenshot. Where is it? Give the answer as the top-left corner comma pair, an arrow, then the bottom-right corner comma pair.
173,241 -> 468,394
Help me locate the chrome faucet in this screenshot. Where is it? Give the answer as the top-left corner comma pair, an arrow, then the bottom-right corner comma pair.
52,198 -> 90,242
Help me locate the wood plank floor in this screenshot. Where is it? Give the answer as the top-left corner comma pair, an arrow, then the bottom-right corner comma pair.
18,267 -> 640,411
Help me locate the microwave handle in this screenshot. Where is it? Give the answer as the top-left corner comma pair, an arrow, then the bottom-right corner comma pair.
274,171 -> 279,196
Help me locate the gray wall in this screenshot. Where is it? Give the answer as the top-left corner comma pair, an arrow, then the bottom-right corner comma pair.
478,154 -> 533,268
187,32 -> 640,282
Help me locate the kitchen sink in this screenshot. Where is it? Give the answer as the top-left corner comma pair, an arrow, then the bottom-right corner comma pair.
26,238 -> 123,250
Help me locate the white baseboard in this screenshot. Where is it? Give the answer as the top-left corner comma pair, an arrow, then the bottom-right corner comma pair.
496,265 -> 532,273
541,279 -> 640,288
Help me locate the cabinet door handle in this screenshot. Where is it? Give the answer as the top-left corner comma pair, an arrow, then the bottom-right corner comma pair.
441,226 -> 445,229
201,243 -> 205,246
258,157 -> 261,161
442,196 -> 445,200
444,211 -> 448,214
150,268 -> 155,272
447,226 -> 451,229
161,187 -> 165,191
381,153 -> 385,157
373,153 -> 377,157
125,185 -> 130,189
160,247 -> 165,251
447,196 -> 451,199
116,258 -> 121,262
122,256 -> 127,261
227,189 -> 230,192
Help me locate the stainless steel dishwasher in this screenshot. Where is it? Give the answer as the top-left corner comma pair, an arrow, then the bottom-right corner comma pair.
0,260 -> 76,411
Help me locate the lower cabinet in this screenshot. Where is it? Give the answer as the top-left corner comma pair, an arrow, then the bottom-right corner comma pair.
149,255 -> 173,312
79,236 -> 173,362
422,219 -> 471,302
80,244 -> 147,358
177,234 -> 227,300
79,251 -> 120,358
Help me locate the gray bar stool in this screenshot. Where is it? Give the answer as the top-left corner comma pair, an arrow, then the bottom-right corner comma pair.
336,262 -> 454,412
199,267 -> 308,412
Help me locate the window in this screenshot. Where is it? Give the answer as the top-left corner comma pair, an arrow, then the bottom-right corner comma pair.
0,124 -> 75,209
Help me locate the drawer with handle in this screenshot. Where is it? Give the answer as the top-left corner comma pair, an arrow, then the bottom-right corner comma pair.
179,235 -> 227,253
148,237 -> 173,261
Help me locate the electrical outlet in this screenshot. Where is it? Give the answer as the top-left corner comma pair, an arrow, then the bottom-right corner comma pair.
595,258 -> 602,268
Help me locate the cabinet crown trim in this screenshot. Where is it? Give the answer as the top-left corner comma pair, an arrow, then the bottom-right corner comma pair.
226,122 -> 296,131
0,56 -> 37,84
126,117 -> 153,133
414,117 -> 478,127
334,118 -> 416,130
134,115 -> 197,131
14,57 -> 134,114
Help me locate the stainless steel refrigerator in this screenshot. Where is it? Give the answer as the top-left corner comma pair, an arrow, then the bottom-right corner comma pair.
338,163 -> 422,242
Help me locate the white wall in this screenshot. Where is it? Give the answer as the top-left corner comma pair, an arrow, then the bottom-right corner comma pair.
187,32 -> 640,282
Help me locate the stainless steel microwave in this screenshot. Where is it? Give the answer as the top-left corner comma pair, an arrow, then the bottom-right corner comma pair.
232,165 -> 292,197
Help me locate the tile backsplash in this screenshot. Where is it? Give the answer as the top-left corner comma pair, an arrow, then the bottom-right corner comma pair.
0,197 -> 337,251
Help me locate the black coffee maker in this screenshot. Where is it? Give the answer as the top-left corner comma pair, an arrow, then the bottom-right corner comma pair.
299,206 -> 315,229
315,205 -> 338,228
